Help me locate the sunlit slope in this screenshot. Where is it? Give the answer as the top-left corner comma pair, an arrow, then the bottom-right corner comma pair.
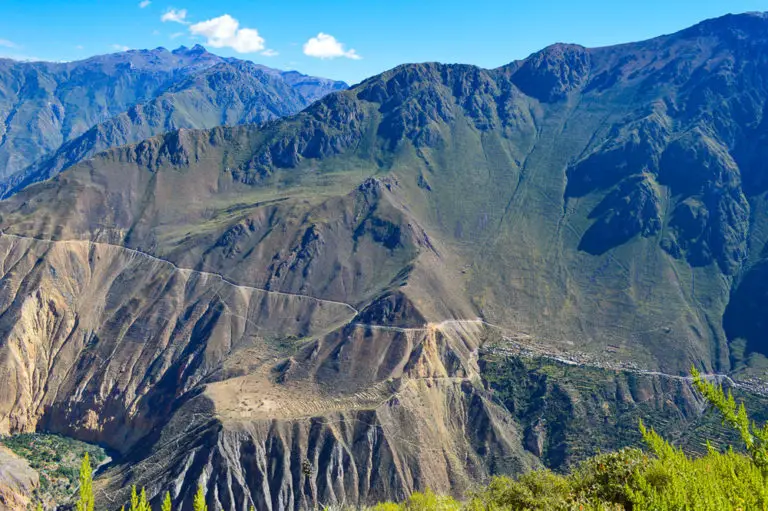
2,12 -> 768,510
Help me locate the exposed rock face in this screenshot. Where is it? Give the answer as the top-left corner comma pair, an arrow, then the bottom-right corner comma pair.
3,11 -> 768,511
0,446 -> 38,511
509,44 -> 591,102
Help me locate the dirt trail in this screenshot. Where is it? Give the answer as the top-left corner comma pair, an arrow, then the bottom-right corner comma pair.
3,230 -> 764,412
0,230 -> 360,316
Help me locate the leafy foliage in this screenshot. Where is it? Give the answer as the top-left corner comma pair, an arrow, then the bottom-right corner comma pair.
691,365 -> 768,471
75,452 -> 94,511
26,369 -> 768,510
371,489 -> 461,511
127,485 -> 152,511
480,354 -> 768,469
373,370 -> 768,510
193,484 -> 208,511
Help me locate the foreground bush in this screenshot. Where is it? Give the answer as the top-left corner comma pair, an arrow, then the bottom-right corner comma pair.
30,368 -> 768,510
371,368 -> 768,511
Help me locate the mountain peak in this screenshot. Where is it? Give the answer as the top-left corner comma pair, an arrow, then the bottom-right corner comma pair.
510,43 -> 591,102
678,10 -> 768,41
172,44 -> 209,55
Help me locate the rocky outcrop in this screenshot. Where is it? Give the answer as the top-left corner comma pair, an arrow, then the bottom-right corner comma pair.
0,446 -> 38,511
4,11 -> 768,511
510,44 -> 591,102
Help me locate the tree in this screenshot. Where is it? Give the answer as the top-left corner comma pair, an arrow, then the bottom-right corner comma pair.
76,452 -> 94,511
691,365 -> 768,471
131,486 -> 139,511
193,484 -> 207,511
161,491 -> 172,511
141,487 -> 150,511
128,485 -> 152,511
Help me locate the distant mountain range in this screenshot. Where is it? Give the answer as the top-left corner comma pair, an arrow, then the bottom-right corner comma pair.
0,45 -> 347,197
2,12 -> 768,511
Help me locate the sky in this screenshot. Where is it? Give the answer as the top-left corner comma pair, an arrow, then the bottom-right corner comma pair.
0,0 -> 767,85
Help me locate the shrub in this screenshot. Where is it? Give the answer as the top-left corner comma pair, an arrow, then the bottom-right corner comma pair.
26,368 -> 768,510
371,489 -> 461,511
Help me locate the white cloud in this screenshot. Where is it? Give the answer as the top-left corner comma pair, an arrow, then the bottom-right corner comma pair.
139,0 -> 151,8
0,39 -> 17,49
303,33 -> 360,60
112,44 -> 131,51
261,49 -> 279,57
170,32 -> 185,39
161,8 -> 188,24
189,14 -> 265,53
75,45 -> 84,50
152,29 -> 160,36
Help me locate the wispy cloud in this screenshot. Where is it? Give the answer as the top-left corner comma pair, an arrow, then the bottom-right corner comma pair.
189,14 -> 265,53
139,0 -> 151,8
261,49 -> 279,57
170,32 -> 185,39
112,44 -> 131,52
303,33 -> 361,60
0,39 -> 17,49
75,45 -> 84,50
161,8 -> 188,24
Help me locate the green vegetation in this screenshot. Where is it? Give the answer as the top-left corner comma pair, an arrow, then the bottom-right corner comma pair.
371,369 -> 768,510
480,353 -> 768,468
3,16 -> 768,507
0,433 -> 107,507
22,369 -> 768,510
193,485 -> 208,511
129,485 -> 152,511
76,452 -> 94,511
690,366 -> 768,471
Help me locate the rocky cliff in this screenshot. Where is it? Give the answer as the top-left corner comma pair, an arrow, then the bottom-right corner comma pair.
2,12 -> 768,510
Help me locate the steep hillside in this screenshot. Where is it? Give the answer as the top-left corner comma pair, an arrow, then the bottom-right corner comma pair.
0,446 -> 38,510
2,11 -> 768,511
0,45 -> 347,194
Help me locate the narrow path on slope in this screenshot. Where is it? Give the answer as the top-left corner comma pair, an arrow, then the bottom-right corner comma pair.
0,230 -> 360,316
2,230 -> 764,397
487,341 -> 763,396
350,320 -> 764,396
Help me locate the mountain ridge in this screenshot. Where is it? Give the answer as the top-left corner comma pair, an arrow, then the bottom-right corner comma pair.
0,45 -> 347,195
2,11 -> 768,510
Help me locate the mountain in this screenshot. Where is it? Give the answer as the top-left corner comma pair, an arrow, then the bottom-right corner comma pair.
252,65 -> 349,102
0,45 -> 347,196
2,11 -> 768,510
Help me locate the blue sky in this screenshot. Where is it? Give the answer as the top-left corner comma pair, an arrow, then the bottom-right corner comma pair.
0,0 -> 767,84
